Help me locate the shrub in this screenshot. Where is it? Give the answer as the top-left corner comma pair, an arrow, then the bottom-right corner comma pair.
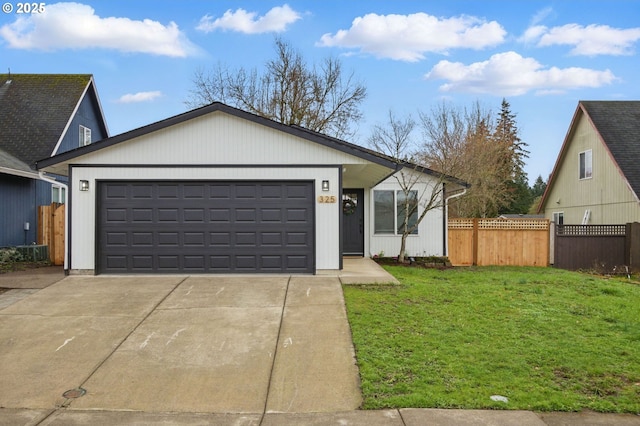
0,248 -> 24,264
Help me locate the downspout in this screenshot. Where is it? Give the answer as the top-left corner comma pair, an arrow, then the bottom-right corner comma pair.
443,186 -> 468,257
38,172 -> 68,270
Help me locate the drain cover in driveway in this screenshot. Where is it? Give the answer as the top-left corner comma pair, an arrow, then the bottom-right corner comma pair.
62,388 -> 86,399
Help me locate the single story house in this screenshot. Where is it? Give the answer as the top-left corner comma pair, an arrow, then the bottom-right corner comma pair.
0,74 -> 108,247
37,102 -> 465,275
539,101 -> 640,225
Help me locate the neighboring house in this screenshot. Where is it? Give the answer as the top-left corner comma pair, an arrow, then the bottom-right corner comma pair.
539,101 -> 640,225
37,102 -> 466,275
0,74 -> 108,247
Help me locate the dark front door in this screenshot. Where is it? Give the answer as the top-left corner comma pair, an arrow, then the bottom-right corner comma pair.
342,189 -> 364,255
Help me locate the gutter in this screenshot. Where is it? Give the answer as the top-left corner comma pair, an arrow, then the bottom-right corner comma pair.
38,172 -> 69,270
0,166 -> 40,180
443,187 -> 468,257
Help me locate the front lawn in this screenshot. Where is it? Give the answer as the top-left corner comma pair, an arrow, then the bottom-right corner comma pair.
343,266 -> 640,413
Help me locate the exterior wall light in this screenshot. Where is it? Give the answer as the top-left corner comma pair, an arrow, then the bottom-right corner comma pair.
322,180 -> 330,191
80,180 -> 90,191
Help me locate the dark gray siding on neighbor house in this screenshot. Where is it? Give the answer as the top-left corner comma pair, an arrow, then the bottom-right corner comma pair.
0,175 -> 61,247
97,180 -> 315,274
1,175 -> 35,246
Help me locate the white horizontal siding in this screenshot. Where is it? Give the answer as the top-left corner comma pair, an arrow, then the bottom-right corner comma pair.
70,166 -> 340,272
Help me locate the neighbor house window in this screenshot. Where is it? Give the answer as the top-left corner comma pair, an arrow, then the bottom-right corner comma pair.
553,212 -> 564,225
374,190 -> 419,235
579,150 -> 592,179
52,185 -> 66,204
79,125 -> 92,146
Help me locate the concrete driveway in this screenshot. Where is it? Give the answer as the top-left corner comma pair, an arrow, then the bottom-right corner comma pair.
0,275 -> 362,424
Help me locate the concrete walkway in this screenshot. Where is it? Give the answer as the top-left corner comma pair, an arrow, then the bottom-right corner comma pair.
0,264 -> 638,425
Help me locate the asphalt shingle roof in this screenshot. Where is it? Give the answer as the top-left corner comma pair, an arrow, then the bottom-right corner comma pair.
0,146 -> 33,173
581,101 -> 640,198
0,74 -> 91,170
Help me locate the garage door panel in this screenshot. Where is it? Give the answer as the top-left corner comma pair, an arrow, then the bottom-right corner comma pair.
236,208 -> 257,222
132,208 -> 153,222
132,256 -> 153,270
105,184 -> 127,199
105,208 -> 127,223
157,184 -> 179,198
98,181 -> 314,274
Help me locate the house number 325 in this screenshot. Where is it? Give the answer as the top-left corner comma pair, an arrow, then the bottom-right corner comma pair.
317,195 -> 337,203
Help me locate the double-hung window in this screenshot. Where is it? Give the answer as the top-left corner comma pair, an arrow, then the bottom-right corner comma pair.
79,125 -> 92,146
579,150 -> 592,179
374,190 -> 419,235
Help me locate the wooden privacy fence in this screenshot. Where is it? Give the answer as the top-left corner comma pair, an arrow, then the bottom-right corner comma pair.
554,224 -> 633,272
448,218 -> 550,267
37,203 -> 65,265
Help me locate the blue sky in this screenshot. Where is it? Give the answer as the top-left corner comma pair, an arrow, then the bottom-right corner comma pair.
1,1 -> 639,183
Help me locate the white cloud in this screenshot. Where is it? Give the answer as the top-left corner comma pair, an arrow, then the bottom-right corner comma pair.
318,12 -> 506,62
425,51 -> 616,96
0,2 -> 198,57
196,4 -> 301,34
522,23 -> 640,56
530,7 -> 554,26
117,91 -> 163,104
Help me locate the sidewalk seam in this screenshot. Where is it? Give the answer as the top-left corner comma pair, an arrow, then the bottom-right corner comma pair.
259,275 -> 292,425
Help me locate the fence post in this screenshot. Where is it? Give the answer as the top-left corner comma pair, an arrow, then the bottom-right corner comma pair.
472,218 -> 479,266
549,221 -> 555,266
625,222 -> 640,271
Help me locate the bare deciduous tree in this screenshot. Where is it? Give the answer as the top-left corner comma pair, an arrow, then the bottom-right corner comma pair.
186,38 -> 367,140
369,110 -> 449,263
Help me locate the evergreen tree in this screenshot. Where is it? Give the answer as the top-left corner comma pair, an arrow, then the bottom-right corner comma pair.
530,175 -> 547,198
500,174 -> 533,215
528,175 -> 547,214
493,99 -> 530,214
494,98 -> 529,179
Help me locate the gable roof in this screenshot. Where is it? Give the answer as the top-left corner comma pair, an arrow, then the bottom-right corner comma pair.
37,101 -> 400,170
36,101 -> 468,188
581,101 -> 640,196
0,74 -> 104,170
539,100 -> 640,211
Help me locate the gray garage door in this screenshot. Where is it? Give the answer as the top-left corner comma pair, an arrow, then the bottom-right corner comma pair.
97,181 -> 315,274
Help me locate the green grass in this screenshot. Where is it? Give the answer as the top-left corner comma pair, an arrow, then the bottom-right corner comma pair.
343,266 -> 640,413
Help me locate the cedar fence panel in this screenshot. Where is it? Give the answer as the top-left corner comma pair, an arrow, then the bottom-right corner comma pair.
37,203 -> 65,265
448,218 -> 550,267
448,219 -> 475,266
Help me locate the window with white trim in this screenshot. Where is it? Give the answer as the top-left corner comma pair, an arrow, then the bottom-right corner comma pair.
79,125 -> 92,146
374,190 -> 419,235
579,150 -> 592,179
552,212 -> 564,225
52,185 -> 66,204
